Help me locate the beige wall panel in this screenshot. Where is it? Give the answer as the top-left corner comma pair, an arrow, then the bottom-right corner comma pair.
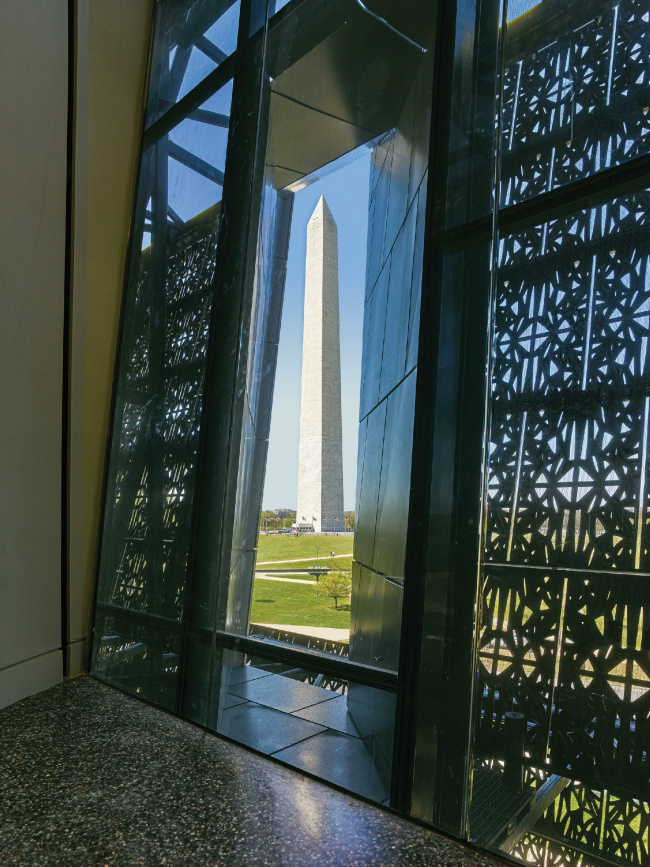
0,0 -> 67,694
0,651 -> 63,712
67,0 -> 152,673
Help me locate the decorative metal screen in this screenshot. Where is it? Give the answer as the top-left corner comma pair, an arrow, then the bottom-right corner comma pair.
103,211 -> 220,620
92,0 -> 237,706
473,1 -> 650,863
501,0 -> 650,208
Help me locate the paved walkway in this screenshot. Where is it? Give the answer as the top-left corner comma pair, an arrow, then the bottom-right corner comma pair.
255,573 -> 316,585
256,552 -> 351,566
254,623 -> 350,641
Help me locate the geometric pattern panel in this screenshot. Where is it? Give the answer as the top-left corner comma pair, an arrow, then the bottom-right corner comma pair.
510,831 -> 580,867
477,2 -> 650,862
552,574 -> 650,794
476,568 -> 563,765
537,781 -> 605,856
487,190 -> 650,570
502,0 -> 650,208
99,214 -> 220,621
533,781 -> 650,866
486,400 -> 649,569
476,566 -> 650,789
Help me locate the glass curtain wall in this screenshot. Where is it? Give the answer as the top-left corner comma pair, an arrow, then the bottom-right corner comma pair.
92,0 -> 434,809
91,0 -> 650,863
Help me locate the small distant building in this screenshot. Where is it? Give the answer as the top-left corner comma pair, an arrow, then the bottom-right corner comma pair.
292,520 -> 315,534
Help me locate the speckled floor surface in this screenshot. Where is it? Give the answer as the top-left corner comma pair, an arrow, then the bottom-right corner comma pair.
0,676 -> 503,867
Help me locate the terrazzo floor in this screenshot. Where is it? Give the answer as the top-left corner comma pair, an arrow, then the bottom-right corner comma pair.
0,675 -> 504,867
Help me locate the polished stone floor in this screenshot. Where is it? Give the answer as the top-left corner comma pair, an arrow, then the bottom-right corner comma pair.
0,675 -> 504,867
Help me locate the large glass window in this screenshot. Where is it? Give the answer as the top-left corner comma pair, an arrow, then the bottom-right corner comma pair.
92,0 -> 241,706
92,0 -> 434,809
200,0 -> 434,799
91,0 -> 650,862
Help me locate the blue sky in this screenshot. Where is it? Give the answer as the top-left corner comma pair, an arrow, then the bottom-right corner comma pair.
262,153 -> 371,511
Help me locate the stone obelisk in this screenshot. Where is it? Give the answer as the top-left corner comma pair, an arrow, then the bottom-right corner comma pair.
296,196 -> 344,533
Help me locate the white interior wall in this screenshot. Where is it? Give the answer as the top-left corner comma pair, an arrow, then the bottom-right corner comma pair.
0,0 -> 68,709
67,0 -> 152,676
0,0 -> 153,707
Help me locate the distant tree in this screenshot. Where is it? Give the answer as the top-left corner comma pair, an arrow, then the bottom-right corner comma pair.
344,511 -> 355,530
318,571 -> 352,609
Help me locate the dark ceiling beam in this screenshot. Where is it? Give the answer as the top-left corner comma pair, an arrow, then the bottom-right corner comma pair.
196,35 -> 228,65
169,46 -> 193,104
143,53 -> 235,150
189,108 -> 230,128
167,206 -> 185,227
168,141 -> 225,186
172,0 -> 238,50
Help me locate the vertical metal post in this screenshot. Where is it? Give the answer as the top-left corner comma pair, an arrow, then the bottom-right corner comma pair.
503,712 -> 526,790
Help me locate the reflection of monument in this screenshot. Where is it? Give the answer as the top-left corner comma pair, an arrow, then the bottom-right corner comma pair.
296,196 -> 344,533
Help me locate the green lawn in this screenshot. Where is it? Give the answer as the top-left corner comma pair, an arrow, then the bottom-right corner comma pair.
251,578 -> 351,629
256,534 -> 353,563
261,556 -> 353,575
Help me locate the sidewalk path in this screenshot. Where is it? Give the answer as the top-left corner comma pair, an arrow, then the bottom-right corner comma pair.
256,553 -> 350,566
255,574 -> 316,585
253,623 -> 350,642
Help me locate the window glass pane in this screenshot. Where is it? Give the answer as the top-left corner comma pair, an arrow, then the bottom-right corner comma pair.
92,77 -> 235,710
217,0 -> 434,678
167,81 -> 233,220
501,0 -> 650,207
215,650 -> 395,804
145,0 -> 240,128
181,0 -> 435,805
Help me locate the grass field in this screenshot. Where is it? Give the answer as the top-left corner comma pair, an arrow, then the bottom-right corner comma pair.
256,534 -> 353,563
251,578 -> 351,629
261,556 -> 353,575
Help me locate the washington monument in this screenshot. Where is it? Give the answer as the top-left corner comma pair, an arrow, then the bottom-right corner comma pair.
296,196 -> 344,533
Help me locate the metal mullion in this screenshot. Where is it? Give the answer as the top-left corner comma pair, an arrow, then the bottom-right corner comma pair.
202,4 -> 275,727
143,53 -> 236,150
148,136 -> 169,621
210,630 -> 399,693
499,153 -> 650,236
395,0 -> 509,836
390,0 -> 461,819
442,152 -> 650,253
174,0 -> 271,723
96,596 -> 398,693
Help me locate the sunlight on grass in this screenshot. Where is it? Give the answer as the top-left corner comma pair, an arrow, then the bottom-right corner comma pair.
251,578 -> 351,629
256,534 -> 353,563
